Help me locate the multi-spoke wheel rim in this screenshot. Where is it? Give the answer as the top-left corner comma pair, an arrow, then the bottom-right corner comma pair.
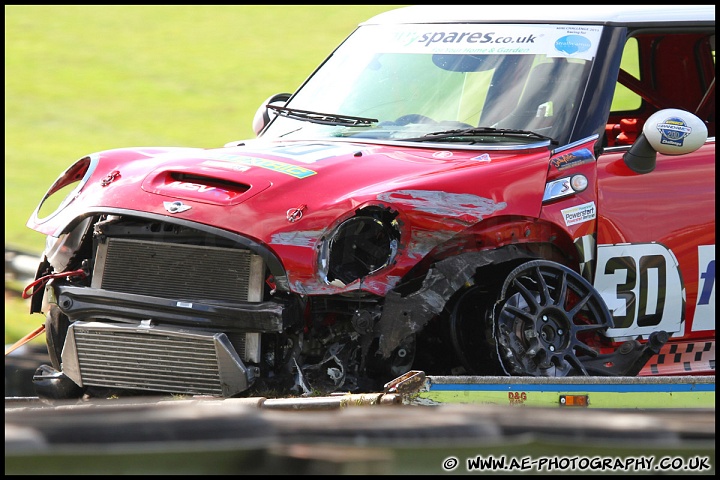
493,260 -> 613,376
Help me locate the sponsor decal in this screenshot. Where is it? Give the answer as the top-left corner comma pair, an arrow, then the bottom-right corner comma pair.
167,181 -> 216,193
433,151 -> 453,158
204,152 -> 316,179
550,148 -> 595,170
200,160 -> 251,172
693,245 -> 715,331
595,243 -> 684,338
561,201 -> 596,226
246,143 -> 361,164
655,115 -> 693,147
346,24 -> 602,60
471,153 -> 491,162
413,31 -> 538,48
554,35 -> 591,55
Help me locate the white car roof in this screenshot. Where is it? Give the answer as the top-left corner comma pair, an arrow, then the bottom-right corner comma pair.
362,5 -> 715,26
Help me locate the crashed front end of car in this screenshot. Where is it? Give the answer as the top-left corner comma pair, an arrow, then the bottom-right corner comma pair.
26,143 -> 513,398
25,14 -> 704,400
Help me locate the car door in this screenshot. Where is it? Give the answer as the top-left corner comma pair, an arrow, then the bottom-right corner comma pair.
594,28 -> 715,345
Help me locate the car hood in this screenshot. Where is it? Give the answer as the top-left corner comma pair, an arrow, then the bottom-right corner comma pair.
139,140 -> 448,207
28,139 -> 549,241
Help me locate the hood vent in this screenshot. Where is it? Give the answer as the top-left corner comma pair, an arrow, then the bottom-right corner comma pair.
142,169 -> 264,205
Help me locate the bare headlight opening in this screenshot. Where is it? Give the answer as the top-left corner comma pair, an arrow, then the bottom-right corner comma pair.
319,207 -> 400,286
32,155 -> 98,222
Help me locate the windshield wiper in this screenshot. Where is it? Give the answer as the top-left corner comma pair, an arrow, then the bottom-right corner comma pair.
403,127 -> 557,145
268,105 -> 377,127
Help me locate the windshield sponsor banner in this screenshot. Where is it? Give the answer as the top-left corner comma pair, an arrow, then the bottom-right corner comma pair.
349,24 -> 601,60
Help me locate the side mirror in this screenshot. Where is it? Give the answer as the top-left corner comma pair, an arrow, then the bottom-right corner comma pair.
252,93 -> 292,136
623,108 -> 708,174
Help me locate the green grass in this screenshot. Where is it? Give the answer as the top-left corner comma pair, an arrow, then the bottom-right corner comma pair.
4,5 -> 405,252
5,293 -> 44,346
4,5 -> 405,343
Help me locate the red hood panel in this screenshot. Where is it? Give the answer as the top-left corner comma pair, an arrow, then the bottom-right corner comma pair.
138,141 -> 486,206
27,140 -> 549,239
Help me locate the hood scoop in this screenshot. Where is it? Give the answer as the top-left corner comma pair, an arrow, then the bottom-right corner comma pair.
142,168 -> 269,206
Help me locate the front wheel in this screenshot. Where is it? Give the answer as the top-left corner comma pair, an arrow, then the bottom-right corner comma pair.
492,260 -> 613,376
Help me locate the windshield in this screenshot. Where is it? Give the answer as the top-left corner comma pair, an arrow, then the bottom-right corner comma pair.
261,23 -> 601,147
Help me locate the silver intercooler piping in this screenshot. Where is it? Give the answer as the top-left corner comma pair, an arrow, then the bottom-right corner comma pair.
61,321 -> 254,397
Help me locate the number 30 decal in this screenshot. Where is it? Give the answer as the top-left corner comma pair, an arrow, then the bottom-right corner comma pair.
594,243 -> 684,338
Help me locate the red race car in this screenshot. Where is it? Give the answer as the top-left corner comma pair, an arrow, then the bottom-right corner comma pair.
25,5 -> 715,399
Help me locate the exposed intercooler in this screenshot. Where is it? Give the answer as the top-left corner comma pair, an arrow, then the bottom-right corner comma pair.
57,235 -> 268,396
62,321 -> 254,397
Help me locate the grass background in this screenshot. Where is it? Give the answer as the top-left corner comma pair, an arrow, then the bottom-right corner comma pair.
5,5 -> 405,343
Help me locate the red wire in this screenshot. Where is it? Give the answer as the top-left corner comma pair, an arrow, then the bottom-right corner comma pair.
22,268 -> 87,300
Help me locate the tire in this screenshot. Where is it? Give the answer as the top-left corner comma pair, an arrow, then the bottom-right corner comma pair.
492,260 -> 613,376
447,285 -> 504,375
